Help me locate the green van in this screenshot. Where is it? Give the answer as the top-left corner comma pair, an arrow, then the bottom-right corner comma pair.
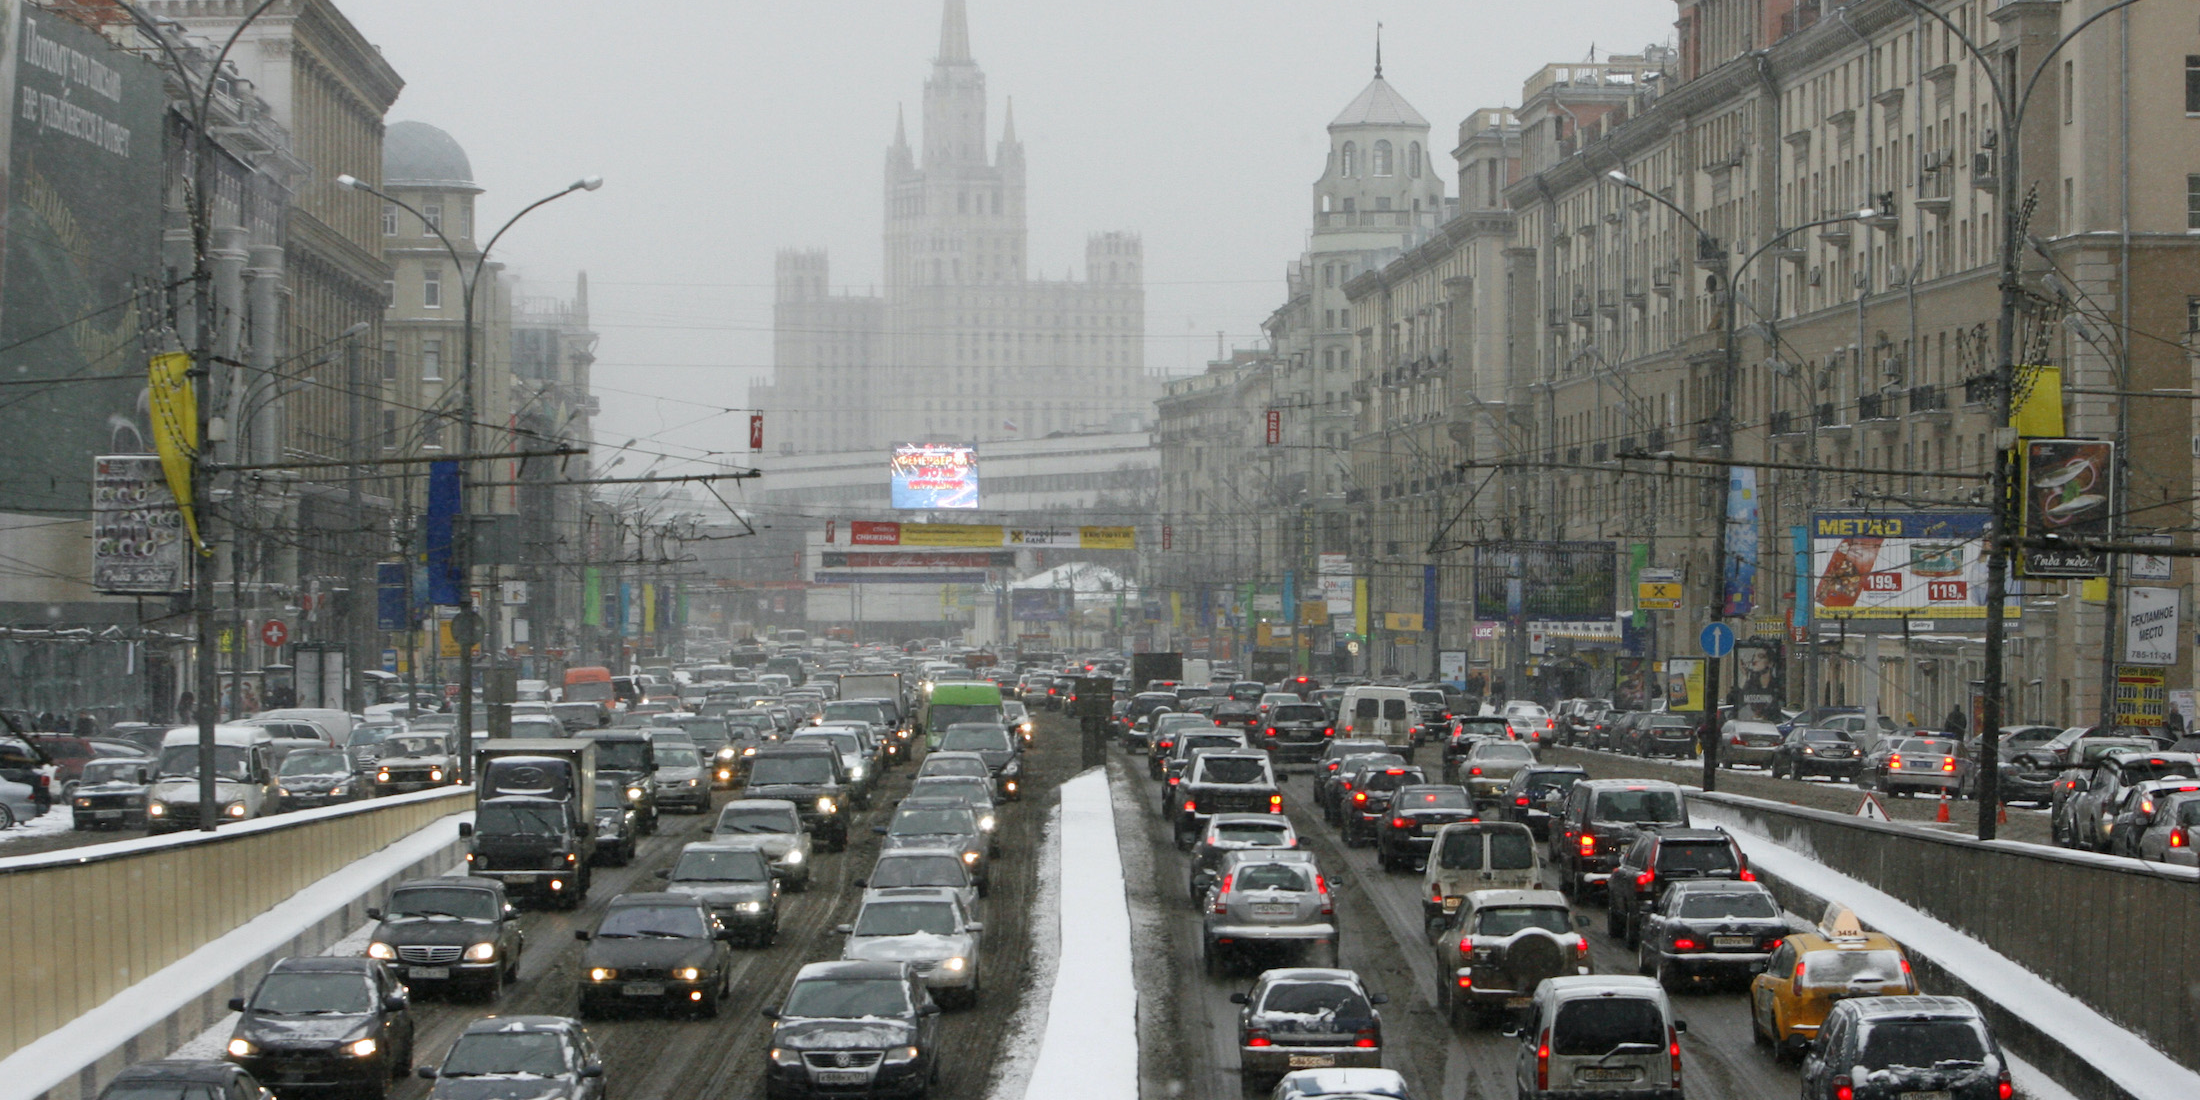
922,682 -> 1005,749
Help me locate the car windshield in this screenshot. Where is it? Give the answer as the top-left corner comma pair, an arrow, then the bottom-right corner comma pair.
475,802 -> 566,836
823,704 -> 883,723
1233,862 -> 1311,891
1473,744 -> 1536,765
717,807 -> 796,834
1676,891 -> 1779,918
912,778 -> 991,803
2122,758 -> 2198,783
347,727 -> 389,748
929,704 -> 999,730
2178,800 -> 2200,827
100,1084 -> 223,1100
1595,788 -> 1686,823
1259,981 -> 1369,1019
1456,719 -> 1509,734
382,735 -> 446,758
1858,1019 -> 1988,1068
1213,821 -> 1291,845
784,977 -> 911,1019
1270,705 -> 1326,722
595,741 -> 651,772
1476,906 -> 1570,936
892,808 -> 974,835
386,887 -> 499,921
798,732 -> 862,756
597,905 -> 706,938
1358,769 -> 1417,792
155,745 -> 251,781
1799,948 -> 1907,989
250,972 -> 373,1014
921,757 -> 989,779
1658,841 -> 1739,874
673,848 -> 770,882
279,749 -> 349,777
854,900 -> 959,936
1803,729 -> 1853,743
441,1032 -> 571,1078
1524,771 -> 1583,793
749,755 -> 834,785
1180,734 -> 1241,754
1395,787 -> 1471,810
870,855 -> 967,889
1197,757 -> 1269,784
2077,739 -> 2153,763
939,728 -> 1012,753
1552,998 -> 1664,1056
658,747 -> 701,770
1898,738 -> 1956,755
81,759 -> 146,785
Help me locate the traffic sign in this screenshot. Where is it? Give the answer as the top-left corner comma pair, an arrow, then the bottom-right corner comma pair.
1700,621 -> 1735,658
260,619 -> 288,648
1637,581 -> 1682,610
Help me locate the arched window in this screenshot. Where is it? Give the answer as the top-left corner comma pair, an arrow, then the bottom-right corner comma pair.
1409,142 -> 1422,178
1340,142 -> 1356,177
1373,140 -> 1394,176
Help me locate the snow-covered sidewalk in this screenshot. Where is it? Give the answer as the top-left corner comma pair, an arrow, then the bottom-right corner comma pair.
1004,768 -> 1136,1100
1695,800 -> 2200,1100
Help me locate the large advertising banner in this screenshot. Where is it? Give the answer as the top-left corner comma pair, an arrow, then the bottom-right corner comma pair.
1664,658 -> 1704,713
1,7 -> 164,520
889,443 -> 980,510
847,521 -> 1133,549
1010,588 -> 1073,622
1470,541 -> 1619,622
1724,468 -> 1759,616
1810,512 -> 2010,622
2018,438 -> 2113,578
90,454 -> 184,594
2123,587 -> 2179,666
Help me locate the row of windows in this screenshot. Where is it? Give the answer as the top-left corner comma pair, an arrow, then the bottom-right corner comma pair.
1337,139 -> 1422,179
378,338 -> 444,383
383,200 -> 472,240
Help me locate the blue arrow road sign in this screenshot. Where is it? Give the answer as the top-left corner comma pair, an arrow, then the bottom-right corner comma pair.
1701,622 -> 1736,658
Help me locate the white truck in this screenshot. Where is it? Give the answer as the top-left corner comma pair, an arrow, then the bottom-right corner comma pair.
837,672 -> 909,726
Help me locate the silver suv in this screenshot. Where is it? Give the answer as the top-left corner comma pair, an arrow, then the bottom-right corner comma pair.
1511,975 -> 1684,1099
1199,849 -> 1336,973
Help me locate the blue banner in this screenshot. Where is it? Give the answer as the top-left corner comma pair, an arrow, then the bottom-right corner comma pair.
375,561 -> 408,631
1723,468 -> 1758,616
424,461 -> 462,606
1791,525 -> 1810,628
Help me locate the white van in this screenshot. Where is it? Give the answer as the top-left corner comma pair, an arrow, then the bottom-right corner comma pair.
1422,821 -> 1542,928
1338,686 -> 1414,747
146,725 -> 280,832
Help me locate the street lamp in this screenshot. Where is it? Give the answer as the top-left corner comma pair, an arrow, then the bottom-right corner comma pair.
335,172 -> 601,780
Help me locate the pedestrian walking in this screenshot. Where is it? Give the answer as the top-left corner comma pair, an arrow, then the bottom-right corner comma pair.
1942,704 -> 1967,737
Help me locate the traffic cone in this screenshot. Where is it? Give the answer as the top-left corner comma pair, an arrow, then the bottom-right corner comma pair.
1935,793 -> 1950,823
1997,801 -> 2008,826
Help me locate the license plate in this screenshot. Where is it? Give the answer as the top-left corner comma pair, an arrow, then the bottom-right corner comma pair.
504,874 -> 537,884
1417,823 -> 1437,834
409,966 -> 449,980
1900,1093 -> 1951,1100
1506,996 -> 1532,1008
1286,1054 -> 1336,1069
1251,903 -> 1296,917
95,810 -> 122,819
1578,1066 -> 1640,1083
1442,897 -> 1461,913
815,1071 -> 869,1086
1712,936 -> 1754,949
622,982 -> 665,997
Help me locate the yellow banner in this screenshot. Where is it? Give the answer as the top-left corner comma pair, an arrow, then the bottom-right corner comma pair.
438,618 -> 463,658
1298,600 -> 1327,625
1079,526 -> 1135,549
1665,658 -> 1704,712
900,523 -> 1005,547
148,352 -> 201,550
1384,612 -> 1424,632
1257,622 -> 1293,646
1354,578 -> 1369,637
643,583 -> 657,634
2010,364 -> 2063,438
1170,591 -> 1182,630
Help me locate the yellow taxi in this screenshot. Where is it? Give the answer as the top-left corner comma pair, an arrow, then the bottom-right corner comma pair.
1748,904 -> 1918,1061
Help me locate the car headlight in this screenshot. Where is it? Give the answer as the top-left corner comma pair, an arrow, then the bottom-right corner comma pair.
464,941 -> 497,962
74,797 -> 90,808
962,850 -> 980,864
941,956 -> 966,972
147,802 -> 166,816
769,1048 -> 803,1067
429,768 -> 444,782
816,796 -> 837,814
743,746 -> 758,756
883,1045 -> 921,1065
735,900 -> 765,912
674,967 -> 702,981
589,967 -> 617,982
330,784 -> 349,796
376,771 -> 392,783
718,747 -> 738,761
366,941 -> 396,961
225,802 -> 247,818
783,848 -> 805,865
978,814 -> 996,832
276,787 -> 290,797
851,765 -> 868,782
345,1038 -> 378,1058
227,1038 -> 257,1057
1004,780 -> 1019,794
627,786 -> 645,802
686,778 -> 701,787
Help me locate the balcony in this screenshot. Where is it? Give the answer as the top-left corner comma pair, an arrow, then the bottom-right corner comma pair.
1819,213 -> 1855,246
1592,442 -> 1610,462
1569,293 -> 1594,319
1623,276 -> 1647,304
1816,402 -> 1851,443
1651,265 -> 1676,298
1597,289 -> 1621,316
1962,375 -> 1997,406
1908,383 -> 1950,426
1769,410 -> 1799,437
1856,392 -> 1887,421
1647,427 -> 1668,453
1696,420 -> 1727,450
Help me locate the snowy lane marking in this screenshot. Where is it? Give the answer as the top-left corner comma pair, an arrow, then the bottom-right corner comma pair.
981,797 -> 1063,1100
1022,769 -> 1137,1100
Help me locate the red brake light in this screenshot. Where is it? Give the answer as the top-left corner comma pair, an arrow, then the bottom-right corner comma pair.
1942,756 -> 1956,772
1264,727 -> 1276,737
1997,1076 -> 2013,1100
1636,870 -> 1655,889
1322,727 -> 1334,737
1353,791 -> 1367,804
1890,752 -> 1903,769
1384,768 -> 1405,775
1670,1026 -> 1683,1086
1536,1031 -> 1551,1090
1391,816 -> 1408,829
1183,800 -> 1196,813
1515,796 -> 1531,806
1579,835 -> 1595,855
1834,1080 -> 1853,1100
2171,827 -> 2188,848
1739,868 -> 1756,882
1352,1028 -> 1378,1049
1245,1030 -> 1271,1048
1673,937 -> 1697,951
1456,971 -> 1472,988
1470,766 -> 1482,776
1269,793 -> 1283,812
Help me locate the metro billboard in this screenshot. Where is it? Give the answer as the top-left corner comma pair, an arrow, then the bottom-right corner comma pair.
889,442 -> 980,509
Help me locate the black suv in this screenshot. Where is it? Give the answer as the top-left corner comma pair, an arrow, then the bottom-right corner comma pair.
1552,779 -> 1689,898
1635,878 -> 1786,990
1174,750 -> 1283,848
1339,763 -> 1428,847
365,877 -> 524,999
1605,826 -> 1752,945
588,731 -> 660,836
744,743 -> 850,851
763,960 -> 942,1100
224,957 -> 415,1098
574,893 -> 736,1018
1500,764 -> 1587,840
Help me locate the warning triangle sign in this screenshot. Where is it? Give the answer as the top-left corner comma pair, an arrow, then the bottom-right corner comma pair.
1855,793 -> 1891,822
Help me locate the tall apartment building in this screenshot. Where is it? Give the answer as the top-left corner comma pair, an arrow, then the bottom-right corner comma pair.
748,0 -> 1151,459
1345,0 -> 2200,721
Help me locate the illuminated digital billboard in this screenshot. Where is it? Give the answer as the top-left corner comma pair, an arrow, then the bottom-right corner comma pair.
889,443 -> 980,510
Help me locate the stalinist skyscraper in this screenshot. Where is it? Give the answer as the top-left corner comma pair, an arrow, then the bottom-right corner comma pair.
748,0 -> 1151,457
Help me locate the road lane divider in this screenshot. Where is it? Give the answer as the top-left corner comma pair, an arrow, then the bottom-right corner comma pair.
1016,768 -> 1136,1100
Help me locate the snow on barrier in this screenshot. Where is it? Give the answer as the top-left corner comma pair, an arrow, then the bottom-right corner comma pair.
0,807 -> 472,1100
1017,768 -> 1136,1100
1694,798 -> 2199,1100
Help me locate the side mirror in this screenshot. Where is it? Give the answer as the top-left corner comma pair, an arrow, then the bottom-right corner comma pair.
573,930 -> 591,941
854,877 -> 869,887
919,1002 -> 943,1016
1502,1027 -> 1523,1040
761,1005 -> 781,1019
1575,914 -> 1593,930
365,907 -> 383,921
835,923 -> 854,934
1227,992 -> 1249,1005
457,822 -> 473,838
1369,992 -> 1389,1005
873,825 -> 889,835
580,1063 -> 605,1079
966,921 -> 984,933
416,1066 -> 439,1080
1673,1019 -> 1688,1033
228,996 -> 246,1012
655,869 -> 671,880
383,994 -> 407,1012
505,906 -> 519,920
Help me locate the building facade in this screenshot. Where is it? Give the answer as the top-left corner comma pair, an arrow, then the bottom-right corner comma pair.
748,0 -> 1152,456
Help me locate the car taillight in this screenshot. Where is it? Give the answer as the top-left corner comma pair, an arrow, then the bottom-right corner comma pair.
1833,1077 -> 1853,1100
1515,796 -> 1531,806
1669,1025 -> 1683,1086
1739,868 -> 1756,882
1269,793 -> 1284,813
1322,727 -> 1334,737
1996,1074 -> 2013,1100
2171,827 -> 2188,848
1455,971 -> 1472,988
1579,834 -> 1595,855
1184,800 -> 1196,813
1672,937 -> 1697,951
1470,766 -> 1482,776
1245,1029 -> 1270,1047
1391,816 -> 1409,829
1636,870 -> 1654,890
1942,756 -> 1956,772
1890,752 -> 1903,769
1159,740 -> 1173,751
1353,791 -> 1367,804
1352,1027 -> 1378,1048
1536,1031 -> 1551,1090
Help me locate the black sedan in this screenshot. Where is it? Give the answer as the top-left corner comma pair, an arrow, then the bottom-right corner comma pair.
1769,727 -> 1862,781
1371,784 -> 1478,872
224,956 -> 415,1098
574,894 -> 736,1017
416,1016 -> 604,1100
1634,879 -> 1787,990
365,877 -> 525,999
764,961 -> 941,1100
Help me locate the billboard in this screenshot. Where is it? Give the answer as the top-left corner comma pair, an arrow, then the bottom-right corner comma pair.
1011,588 -> 1074,622
1810,512 -> 2009,621
1664,658 -> 1704,713
90,455 -> 185,594
2018,438 -> 2113,578
890,443 -> 980,509
1724,469 -> 1759,616
0,8 -> 165,522
1471,541 -> 1619,622
2123,587 -> 2179,666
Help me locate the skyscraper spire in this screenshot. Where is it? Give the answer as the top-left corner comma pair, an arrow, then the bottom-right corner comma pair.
894,102 -> 909,147
1001,96 -> 1016,143
938,0 -> 972,64
1374,21 -> 1383,79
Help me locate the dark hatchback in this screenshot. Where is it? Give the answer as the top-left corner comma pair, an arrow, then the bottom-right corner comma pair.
275,749 -> 363,812
1258,703 -> 1334,764
224,957 -> 415,1098
365,877 -> 524,999
763,961 -> 941,1100
1636,879 -> 1787,990
574,893 -> 736,1018
72,756 -> 153,829
1500,764 -> 1587,840
1372,784 -> 1478,872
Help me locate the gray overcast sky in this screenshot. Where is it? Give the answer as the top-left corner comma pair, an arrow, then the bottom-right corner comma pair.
344,1 -> 1676,475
